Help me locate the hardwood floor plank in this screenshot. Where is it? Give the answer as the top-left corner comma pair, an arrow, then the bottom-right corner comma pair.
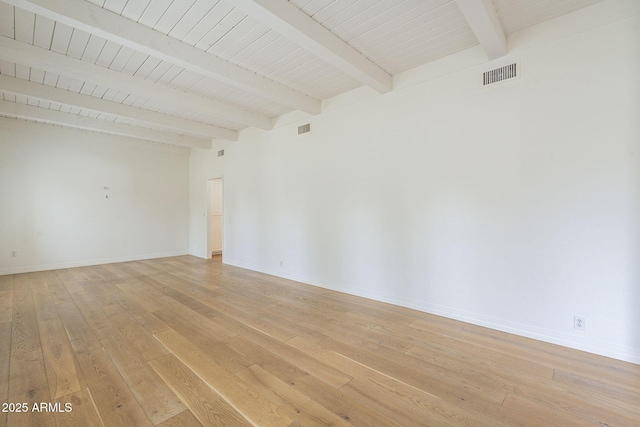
509,378 -> 640,426
501,392 -> 594,426
406,312 -> 469,335
53,269 -> 75,284
53,388 -> 105,427
236,364 -> 352,427
2,256 -> 638,427
400,323 -> 555,381
341,377 -> 467,427
68,268 -> 91,282
285,336 -> 462,423
38,318 -> 85,399
102,262 -> 145,282
145,289 -> 228,336
76,347 -> 153,427
149,354 -> 251,427
99,328 -> 186,424
7,350 -> 55,427
286,335 -> 543,427
136,274 -> 221,319
33,287 -> 58,322
143,258 -> 221,289
153,309 -> 250,373
310,317 -> 510,405
156,409 -> 204,427
202,297 -> 297,342
56,301 -> 102,353
211,314 -> 353,389
552,369 -> 640,410
79,277 -> 123,308
11,286 -> 40,357
112,278 -> 167,312
42,270 -> 74,306
101,303 -> 168,361
135,263 -> 223,305
122,260 -> 162,277
83,265 -> 126,284
70,291 -> 115,333
151,300 -> 235,342
257,302 -> 333,343
60,276 -> 91,294
154,328 -> 293,427
0,289 -> 12,323
319,332 -> 507,405
0,274 -> 14,291
0,321 -> 11,427
110,292 -> 169,334
227,335 -> 403,427
30,272 -> 58,323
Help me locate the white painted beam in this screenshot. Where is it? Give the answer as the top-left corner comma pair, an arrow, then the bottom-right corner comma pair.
456,0 -> 507,60
4,0 -> 321,114
0,36 -> 271,130
0,74 -> 237,141
229,0 -> 393,93
0,100 -> 212,149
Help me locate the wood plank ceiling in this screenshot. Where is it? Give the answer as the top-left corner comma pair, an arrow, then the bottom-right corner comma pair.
0,0 -> 604,148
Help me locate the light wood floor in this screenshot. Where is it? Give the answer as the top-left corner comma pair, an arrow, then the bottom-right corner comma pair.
1,256 -> 638,426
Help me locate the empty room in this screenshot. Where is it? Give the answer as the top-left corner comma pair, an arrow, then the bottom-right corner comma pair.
1,0 -> 639,425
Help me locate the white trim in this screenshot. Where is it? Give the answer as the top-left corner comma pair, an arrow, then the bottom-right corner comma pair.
0,251 -> 189,276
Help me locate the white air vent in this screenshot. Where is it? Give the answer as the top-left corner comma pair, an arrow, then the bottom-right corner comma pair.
298,123 -> 311,135
483,63 -> 518,86
217,149 -> 224,157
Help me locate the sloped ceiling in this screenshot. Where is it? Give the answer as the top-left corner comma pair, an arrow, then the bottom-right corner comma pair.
0,0 -> 603,148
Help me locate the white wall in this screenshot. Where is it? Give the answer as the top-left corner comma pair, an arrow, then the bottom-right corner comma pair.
189,1 -> 640,363
0,119 -> 190,274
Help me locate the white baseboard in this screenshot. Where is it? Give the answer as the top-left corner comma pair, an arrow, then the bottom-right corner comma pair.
223,257 -> 640,365
0,251 -> 189,276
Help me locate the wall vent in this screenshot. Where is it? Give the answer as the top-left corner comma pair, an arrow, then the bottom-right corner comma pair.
298,123 -> 311,135
483,63 -> 518,86
217,149 -> 224,157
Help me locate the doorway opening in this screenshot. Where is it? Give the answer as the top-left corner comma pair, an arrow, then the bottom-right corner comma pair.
207,178 -> 223,258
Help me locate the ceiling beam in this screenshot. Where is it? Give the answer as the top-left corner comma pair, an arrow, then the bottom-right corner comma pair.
455,0 -> 507,60
230,0 -> 393,93
0,74 -> 237,141
0,36 -> 271,130
0,100 -> 212,148
4,0 -> 321,115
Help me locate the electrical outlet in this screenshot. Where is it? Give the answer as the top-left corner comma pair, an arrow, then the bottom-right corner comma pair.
574,316 -> 585,331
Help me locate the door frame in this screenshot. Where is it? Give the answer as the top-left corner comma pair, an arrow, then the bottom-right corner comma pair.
206,177 -> 224,259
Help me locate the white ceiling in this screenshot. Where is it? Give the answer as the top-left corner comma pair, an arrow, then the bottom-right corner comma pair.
0,0 -> 604,148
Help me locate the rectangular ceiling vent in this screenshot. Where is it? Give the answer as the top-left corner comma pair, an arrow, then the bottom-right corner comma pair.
217,149 -> 224,157
298,123 -> 311,135
483,63 -> 518,86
